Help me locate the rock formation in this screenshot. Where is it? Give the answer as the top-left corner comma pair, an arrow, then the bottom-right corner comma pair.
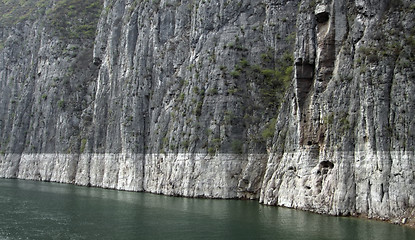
260,0 -> 415,224
0,0 -> 414,225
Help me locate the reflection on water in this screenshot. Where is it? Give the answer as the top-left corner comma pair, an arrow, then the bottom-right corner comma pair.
0,179 -> 414,240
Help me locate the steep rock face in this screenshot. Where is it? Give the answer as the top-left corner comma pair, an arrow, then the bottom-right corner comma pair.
260,0 -> 415,224
85,0 -> 298,198
0,0 -> 298,199
1,0 -> 415,225
0,0 -> 102,180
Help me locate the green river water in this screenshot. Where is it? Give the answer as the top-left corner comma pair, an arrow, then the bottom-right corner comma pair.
0,179 -> 414,240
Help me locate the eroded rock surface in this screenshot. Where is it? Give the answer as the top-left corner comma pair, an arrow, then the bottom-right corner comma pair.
1,0 -> 415,225
260,0 -> 415,225
0,0 -> 298,200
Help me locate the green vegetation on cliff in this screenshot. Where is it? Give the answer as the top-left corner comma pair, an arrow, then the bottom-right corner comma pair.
46,0 -> 102,40
0,0 -> 102,40
0,0 -> 49,26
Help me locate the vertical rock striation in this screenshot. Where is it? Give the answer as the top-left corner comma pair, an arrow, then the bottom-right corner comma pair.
86,0 -> 299,198
0,0 -> 298,198
1,0 -> 415,225
260,0 -> 415,224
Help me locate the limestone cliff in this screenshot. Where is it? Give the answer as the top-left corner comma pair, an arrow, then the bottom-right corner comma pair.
260,0 -> 415,225
0,0 -> 414,226
0,0 -> 297,198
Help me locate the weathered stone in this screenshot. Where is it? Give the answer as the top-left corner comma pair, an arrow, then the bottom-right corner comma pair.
1,0 -> 415,226
260,0 -> 415,225
0,0 -> 298,198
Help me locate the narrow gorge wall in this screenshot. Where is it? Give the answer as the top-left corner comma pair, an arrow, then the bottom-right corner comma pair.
1,0 -> 415,225
0,0 -> 298,199
260,0 -> 415,225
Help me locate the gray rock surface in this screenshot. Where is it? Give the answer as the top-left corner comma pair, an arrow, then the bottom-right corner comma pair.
0,0 -> 298,199
260,0 -> 415,225
1,0 -> 415,226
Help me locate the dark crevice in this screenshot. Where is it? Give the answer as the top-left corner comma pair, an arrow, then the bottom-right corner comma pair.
319,160 -> 334,169
295,62 -> 314,109
316,12 -> 330,23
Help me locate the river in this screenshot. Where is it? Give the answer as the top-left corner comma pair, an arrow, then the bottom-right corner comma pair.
0,179 -> 414,239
